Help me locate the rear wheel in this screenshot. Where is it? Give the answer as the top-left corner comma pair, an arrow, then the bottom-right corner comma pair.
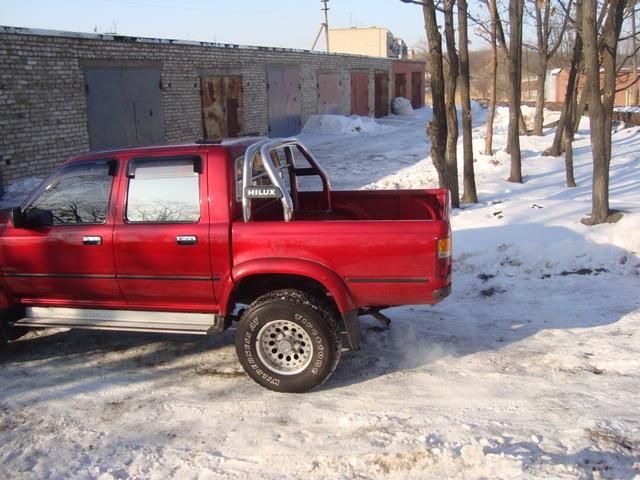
235,289 -> 341,393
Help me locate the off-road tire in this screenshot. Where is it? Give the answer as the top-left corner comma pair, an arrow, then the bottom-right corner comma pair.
235,289 -> 341,393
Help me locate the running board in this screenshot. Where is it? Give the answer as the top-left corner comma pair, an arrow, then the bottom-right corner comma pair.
12,307 -> 224,335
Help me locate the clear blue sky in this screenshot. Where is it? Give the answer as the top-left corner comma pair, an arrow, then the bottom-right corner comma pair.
0,0 -> 484,51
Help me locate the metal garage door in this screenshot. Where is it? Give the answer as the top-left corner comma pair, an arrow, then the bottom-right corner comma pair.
394,73 -> 407,99
267,66 -> 302,138
351,72 -> 369,116
201,75 -> 244,139
84,67 -> 165,150
317,73 -> 341,114
374,72 -> 389,118
411,71 -> 424,108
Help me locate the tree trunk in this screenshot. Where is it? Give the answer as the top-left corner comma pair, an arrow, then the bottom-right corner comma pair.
545,34 -> 582,157
563,83 -> 577,187
633,4 -> 638,106
581,0 -> 626,225
484,0 -> 498,156
533,61 -> 547,135
422,1 -> 458,207
507,0 -> 524,183
533,1 -> 547,136
573,84 -> 587,133
443,0 -> 460,207
459,0 -> 478,204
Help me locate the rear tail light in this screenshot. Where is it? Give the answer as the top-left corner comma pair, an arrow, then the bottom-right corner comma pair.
436,236 -> 452,279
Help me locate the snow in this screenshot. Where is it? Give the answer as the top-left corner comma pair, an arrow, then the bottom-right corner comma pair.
392,97 -> 415,116
2,107 -> 640,479
302,114 -> 387,135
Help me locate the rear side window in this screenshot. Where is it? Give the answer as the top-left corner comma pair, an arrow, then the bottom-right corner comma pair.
126,156 -> 201,223
26,161 -> 115,225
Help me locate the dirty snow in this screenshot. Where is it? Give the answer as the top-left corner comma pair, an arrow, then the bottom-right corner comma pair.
1,106 -> 640,479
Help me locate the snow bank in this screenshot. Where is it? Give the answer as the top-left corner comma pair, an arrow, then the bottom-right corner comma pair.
392,97 -> 414,116
302,114 -> 384,135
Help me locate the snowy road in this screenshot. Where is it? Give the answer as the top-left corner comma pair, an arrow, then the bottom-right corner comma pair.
1,107 -> 639,479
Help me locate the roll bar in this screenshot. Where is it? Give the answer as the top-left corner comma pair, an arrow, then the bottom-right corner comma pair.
242,138 -> 331,222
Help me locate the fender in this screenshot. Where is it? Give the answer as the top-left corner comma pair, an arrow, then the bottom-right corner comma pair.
220,257 -> 356,316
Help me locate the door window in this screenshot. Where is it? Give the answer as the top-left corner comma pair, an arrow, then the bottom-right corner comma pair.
126,157 -> 201,223
26,161 -> 114,225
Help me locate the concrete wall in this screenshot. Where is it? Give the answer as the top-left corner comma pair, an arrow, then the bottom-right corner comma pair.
0,26 -> 393,185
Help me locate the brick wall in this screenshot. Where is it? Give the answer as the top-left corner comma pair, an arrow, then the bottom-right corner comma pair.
0,27 -> 393,186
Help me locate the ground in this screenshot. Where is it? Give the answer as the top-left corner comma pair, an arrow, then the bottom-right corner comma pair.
1,105 -> 639,479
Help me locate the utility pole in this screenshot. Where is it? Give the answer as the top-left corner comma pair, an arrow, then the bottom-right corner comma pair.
311,0 -> 330,52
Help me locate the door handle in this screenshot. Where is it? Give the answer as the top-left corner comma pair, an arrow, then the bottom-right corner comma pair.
83,236 -> 102,246
176,235 -> 197,245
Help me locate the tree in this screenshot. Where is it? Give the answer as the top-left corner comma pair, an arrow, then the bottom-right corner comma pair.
402,0 -> 460,207
484,0 -> 499,156
507,0 -> 525,183
544,28 -> 583,158
581,0 -> 626,225
531,0 -> 573,136
459,0 -> 478,203
443,0 -> 461,208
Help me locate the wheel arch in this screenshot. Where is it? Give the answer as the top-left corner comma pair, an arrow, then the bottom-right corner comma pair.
221,258 -> 356,317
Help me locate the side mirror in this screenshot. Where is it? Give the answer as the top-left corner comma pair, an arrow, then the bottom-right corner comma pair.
11,207 -> 25,228
23,208 -> 54,228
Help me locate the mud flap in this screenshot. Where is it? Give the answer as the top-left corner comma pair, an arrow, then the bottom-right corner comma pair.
342,310 -> 361,350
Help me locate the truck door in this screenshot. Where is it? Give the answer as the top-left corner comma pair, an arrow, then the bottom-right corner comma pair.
0,160 -> 122,304
113,154 -> 216,311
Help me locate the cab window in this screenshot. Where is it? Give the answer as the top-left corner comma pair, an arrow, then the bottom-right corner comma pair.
26,161 -> 114,225
126,157 -> 201,223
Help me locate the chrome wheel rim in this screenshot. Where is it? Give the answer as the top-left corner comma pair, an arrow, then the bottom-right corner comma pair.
255,320 -> 314,375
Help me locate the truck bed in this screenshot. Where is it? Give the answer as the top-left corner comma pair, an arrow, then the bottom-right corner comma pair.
232,189 -> 451,308
246,189 -> 448,222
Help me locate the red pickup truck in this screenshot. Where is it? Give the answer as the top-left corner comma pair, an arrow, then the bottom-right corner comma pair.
0,138 -> 451,392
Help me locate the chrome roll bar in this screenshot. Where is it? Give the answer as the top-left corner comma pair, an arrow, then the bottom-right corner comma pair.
242,137 -> 331,222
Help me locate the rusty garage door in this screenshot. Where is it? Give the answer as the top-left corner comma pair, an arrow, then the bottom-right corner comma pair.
84,67 -> 165,150
351,71 -> 369,116
267,66 -> 302,137
201,76 -> 244,139
317,73 -> 341,114
374,71 -> 389,118
394,73 -> 407,99
411,71 -> 424,108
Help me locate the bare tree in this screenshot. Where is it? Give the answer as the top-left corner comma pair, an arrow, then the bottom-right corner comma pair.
444,0 -> 460,206
402,0 -> 460,207
531,0 -> 573,135
581,0 -> 626,225
544,28 -> 583,158
507,0 -> 525,183
484,0 -> 499,155
459,0 -> 478,203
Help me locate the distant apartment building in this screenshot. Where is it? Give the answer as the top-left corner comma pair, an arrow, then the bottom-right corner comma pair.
328,27 -> 408,60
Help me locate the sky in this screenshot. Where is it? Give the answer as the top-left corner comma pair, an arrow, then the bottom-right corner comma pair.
0,0 -> 466,52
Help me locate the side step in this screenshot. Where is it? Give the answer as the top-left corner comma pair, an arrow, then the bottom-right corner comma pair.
12,307 -> 224,335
